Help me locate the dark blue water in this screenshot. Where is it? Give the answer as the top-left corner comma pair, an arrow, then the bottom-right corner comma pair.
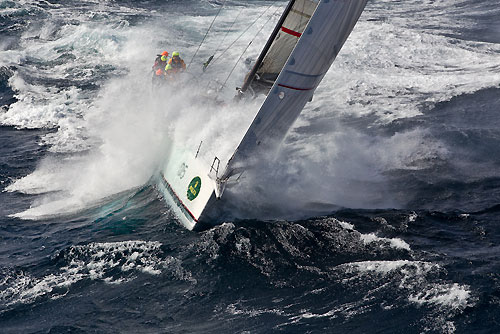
1,1 -> 500,333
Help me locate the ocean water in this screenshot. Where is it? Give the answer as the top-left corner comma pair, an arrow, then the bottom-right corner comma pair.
1,0 -> 500,333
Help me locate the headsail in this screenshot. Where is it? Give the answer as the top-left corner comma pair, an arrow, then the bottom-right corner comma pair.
241,0 -> 320,95
225,0 -> 368,179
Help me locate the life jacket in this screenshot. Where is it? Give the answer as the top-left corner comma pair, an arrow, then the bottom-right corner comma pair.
167,57 -> 186,71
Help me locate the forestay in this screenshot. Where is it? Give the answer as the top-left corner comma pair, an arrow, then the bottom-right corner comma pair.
224,0 -> 368,179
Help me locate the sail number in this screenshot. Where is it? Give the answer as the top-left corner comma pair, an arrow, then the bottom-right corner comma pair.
187,176 -> 202,201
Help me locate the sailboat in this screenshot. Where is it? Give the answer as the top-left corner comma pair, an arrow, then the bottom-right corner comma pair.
155,0 -> 368,230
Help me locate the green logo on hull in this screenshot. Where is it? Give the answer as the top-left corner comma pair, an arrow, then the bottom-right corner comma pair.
187,176 -> 201,201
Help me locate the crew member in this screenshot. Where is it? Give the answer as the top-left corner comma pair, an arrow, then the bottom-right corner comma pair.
165,51 -> 186,76
152,51 -> 169,73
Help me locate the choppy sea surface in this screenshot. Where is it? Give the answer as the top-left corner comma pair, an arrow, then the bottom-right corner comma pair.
1,0 -> 500,333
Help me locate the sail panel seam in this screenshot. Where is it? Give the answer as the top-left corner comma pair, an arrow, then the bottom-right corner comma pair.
278,83 -> 313,91
284,70 -> 325,78
290,8 -> 312,18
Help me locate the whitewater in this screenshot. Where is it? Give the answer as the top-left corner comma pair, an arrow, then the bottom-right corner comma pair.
1,0 -> 500,333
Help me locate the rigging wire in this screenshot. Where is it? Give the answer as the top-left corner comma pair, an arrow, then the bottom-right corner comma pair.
213,5 -> 245,57
217,4 -> 282,95
187,0 -> 227,69
202,5 -> 245,73
204,0 -> 280,71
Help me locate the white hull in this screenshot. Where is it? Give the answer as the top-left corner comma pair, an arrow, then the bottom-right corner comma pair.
154,145 -> 218,230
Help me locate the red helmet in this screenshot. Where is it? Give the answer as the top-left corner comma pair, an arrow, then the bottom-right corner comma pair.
156,69 -> 163,76
161,51 -> 168,56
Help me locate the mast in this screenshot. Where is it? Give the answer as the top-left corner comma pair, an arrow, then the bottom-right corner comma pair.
240,0 -> 296,93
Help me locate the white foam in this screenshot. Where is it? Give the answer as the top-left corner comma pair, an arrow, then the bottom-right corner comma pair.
338,221 -> 355,230
408,212 -> 418,222
343,260 -> 474,314
337,219 -> 412,251
409,283 -> 472,309
319,19 -> 500,123
291,260 -> 471,332
349,260 -> 436,275
360,233 -> 411,251
226,303 -> 285,318
296,309 -> 335,319
0,241 -> 193,308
